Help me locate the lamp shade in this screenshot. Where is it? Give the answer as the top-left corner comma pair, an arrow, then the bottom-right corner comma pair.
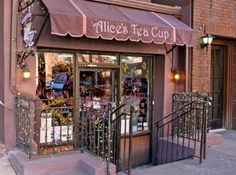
202,34 -> 214,44
202,36 -> 208,44
201,34 -> 214,48
174,71 -> 180,80
208,35 -> 214,44
23,70 -> 31,79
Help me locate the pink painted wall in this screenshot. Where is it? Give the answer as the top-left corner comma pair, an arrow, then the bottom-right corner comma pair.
0,0 -> 4,142
15,56 -> 37,96
1,0 -> 16,148
163,53 -> 175,117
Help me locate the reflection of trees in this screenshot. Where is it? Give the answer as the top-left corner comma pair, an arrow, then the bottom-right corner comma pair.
80,85 -> 106,97
37,52 -> 73,100
52,63 -> 73,81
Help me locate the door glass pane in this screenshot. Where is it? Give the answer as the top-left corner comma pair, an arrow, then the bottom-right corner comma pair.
121,56 -> 151,133
80,69 -> 117,108
210,45 -> 224,129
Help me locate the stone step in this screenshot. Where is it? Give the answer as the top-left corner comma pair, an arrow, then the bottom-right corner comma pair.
156,132 -> 223,164
206,132 -> 223,147
51,167 -> 88,175
9,149 -> 116,175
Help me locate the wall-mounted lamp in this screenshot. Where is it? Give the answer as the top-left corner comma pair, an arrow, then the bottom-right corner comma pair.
18,61 -> 31,79
171,67 -> 180,81
201,33 -> 214,48
23,69 -> 31,79
174,71 -> 180,81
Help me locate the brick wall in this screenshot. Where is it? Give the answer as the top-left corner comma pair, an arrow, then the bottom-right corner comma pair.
192,0 -> 236,91
232,46 -> 236,129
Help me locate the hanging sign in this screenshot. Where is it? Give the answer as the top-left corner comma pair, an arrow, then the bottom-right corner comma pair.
18,0 -> 38,50
21,10 -> 37,48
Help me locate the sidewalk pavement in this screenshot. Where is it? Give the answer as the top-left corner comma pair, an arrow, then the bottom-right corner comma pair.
1,130 -> 236,175
0,142 -> 16,175
120,130 -> 236,175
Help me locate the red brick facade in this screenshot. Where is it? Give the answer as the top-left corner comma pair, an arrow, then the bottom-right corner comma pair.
193,0 -> 236,128
232,46 -> 236,128
192,0 -> 236,91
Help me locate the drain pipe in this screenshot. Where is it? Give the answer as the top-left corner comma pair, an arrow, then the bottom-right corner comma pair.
9,0 -> 18,95
1,0 -> 18,148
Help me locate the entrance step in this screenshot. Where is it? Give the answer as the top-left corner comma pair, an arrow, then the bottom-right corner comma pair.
157,136 -> 197,164
156,132 -> 223,164
8,149 -> 116,175
51,167 -> 88,175
206,132 -> 223,147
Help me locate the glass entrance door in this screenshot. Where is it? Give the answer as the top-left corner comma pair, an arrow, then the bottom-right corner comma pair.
210,45 -> 225,129
78,69 -> 118,157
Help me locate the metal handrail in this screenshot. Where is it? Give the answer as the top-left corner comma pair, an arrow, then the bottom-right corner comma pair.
110,103 -> 126,115
154,101 -> 195,126
155,99 -> 209,165
109,104 -> 133,175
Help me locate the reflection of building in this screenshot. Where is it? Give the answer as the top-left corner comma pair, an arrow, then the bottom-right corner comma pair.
0,0 -> 199,174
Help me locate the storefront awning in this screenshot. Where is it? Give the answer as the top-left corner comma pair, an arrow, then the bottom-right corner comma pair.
41,0 -> 193,46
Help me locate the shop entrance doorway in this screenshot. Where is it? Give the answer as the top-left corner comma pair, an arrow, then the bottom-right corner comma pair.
210,45 -> 225,129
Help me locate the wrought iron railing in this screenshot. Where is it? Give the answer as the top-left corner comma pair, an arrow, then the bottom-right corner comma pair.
172,92 -> 212,132
110,104 -> 134,175
80,102 -> 111,156
37,97 -> 77,155
15,94 -> 134,175
155,97 -> 211,165
15,95 -> 35,159
80,103 -> 134,175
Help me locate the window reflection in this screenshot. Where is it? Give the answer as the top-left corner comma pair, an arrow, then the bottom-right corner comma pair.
37,52 -> 73,99
121,56 -> 150,132
77,53 -> 118,64
36,52 -> 74,145
80,70 -> 113,108
91,55 -> 118,64
77,54 -> 90,63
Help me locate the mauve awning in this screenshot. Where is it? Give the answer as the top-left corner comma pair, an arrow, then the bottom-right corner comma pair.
41,0 -> 193,46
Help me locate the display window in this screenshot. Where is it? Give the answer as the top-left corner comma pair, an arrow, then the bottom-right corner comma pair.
121,56 -> 151,132
36,52 -> 74,145
36,51 -> 152,139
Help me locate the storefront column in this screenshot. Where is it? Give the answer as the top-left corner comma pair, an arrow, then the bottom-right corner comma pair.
152,55 -> 165,164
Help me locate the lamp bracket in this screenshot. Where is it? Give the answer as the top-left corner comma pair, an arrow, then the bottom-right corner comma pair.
166,44 -> 177,54
16,50 -> 34,68
171,67 -> 177,73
